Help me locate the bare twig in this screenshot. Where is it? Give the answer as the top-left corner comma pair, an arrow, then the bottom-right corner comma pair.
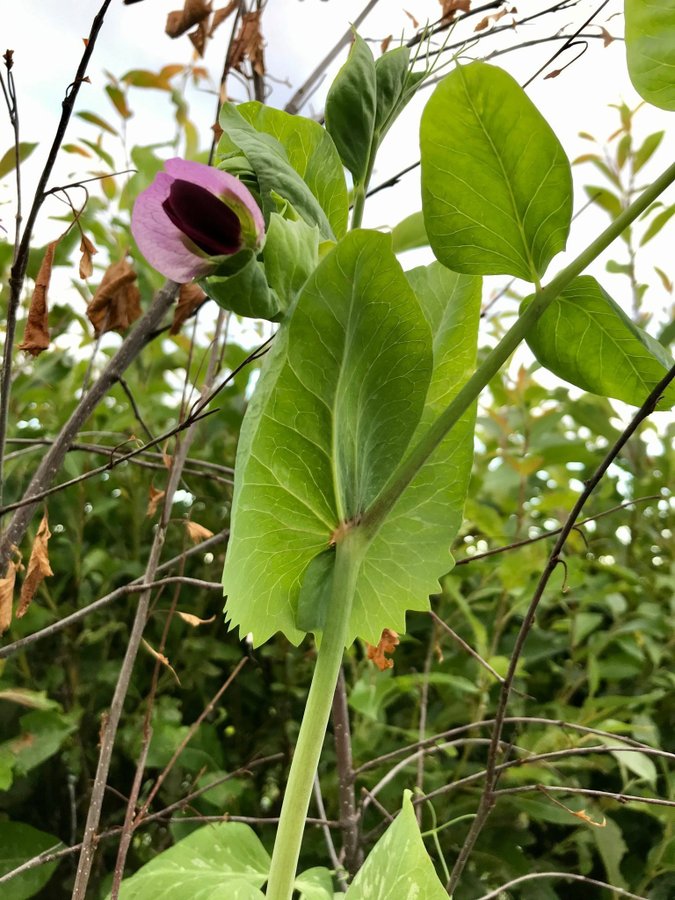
476,871 -> 647,900
492,784 -> 675,809
72,311 -> 229,898
446,363 -> 675,893
313,776 -> 348,891
331,667 -> 362,874
415,619 -> 437,823
284,0 -> 381,115
429,610 -> 505,685
0,0 -> 114,505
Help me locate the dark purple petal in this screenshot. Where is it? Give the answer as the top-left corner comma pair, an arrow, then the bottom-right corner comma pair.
162,179 -> 242,256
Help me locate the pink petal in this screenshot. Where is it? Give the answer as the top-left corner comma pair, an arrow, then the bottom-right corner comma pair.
131,171 -> 214,283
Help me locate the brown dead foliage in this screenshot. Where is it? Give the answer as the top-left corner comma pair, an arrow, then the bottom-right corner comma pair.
0,551 -> 21,635
17,514 -> 53,619
18,240 -> 57,356
170,283 -> 207,334
79,234 -> 98,280
87,258 -> 142,336
228,11 -> 265,76
366,628 -> 400,671
185,520 -> 214,543
166,0 -> 212,38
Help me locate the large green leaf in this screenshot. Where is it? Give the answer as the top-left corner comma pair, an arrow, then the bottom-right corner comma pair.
625,0 -> 675,111
0,822 -> 61,900
349,263 -> 480,643
421,62 -> 572,282
218,104 -> 345,240
345,791 -> 447,899
114,822 -> 270,899
523,275 -> 675,408
391,211 -> 429,254
0,143 -> 38,180
325,34 -> 377,185
223,230 -> 433,646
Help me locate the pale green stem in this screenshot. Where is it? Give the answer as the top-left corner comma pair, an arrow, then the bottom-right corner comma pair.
362,158 -> 675,534
265,529 -> 367,900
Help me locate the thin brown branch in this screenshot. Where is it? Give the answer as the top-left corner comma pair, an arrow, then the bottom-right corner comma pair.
0,0 -> 114,505
331,667 -> 362,874
493,784 -> 675,809
454,495 -> 662,566
284,0 -> 381,115
72,311 -> 229,898
476,871 -> 647,900
429,610 -> 505,685
446,362 -> 675,893
0,536 -> 228,661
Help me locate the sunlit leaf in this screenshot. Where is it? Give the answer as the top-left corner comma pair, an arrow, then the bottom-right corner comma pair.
625,0 -> 675,110
0,142 -> 38,179
421,62 -> 572,282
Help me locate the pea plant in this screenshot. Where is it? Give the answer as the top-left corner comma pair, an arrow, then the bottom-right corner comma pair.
1,2 -> 674,899
106,7 -> 675,899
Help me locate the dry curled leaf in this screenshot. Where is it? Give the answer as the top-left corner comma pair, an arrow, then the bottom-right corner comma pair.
0,552 -> 21,635
599,26 -> 614,47
17,513 -> 53,619
189,20 -> 209,56
147,485 -> 166,518
178,611 -> 216,627
228,10 -> 265,76
18,240 -> 57,357
170,283 -> 207,334
210,0 -> 238,37
475,6 -> 514,31
166,0 -> 212,38
440,0 -> 470,23
403,10 -> 419,29
366,628 -> 400,671
185,520 -> 214,543
79,234 -> 98,279
381,35 -> 393,54
143,638 -> 180,684
87,258 -> 142,336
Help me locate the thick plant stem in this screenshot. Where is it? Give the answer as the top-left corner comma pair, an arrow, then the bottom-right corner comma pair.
362,157 -> 675,534
266,529 -> 367,900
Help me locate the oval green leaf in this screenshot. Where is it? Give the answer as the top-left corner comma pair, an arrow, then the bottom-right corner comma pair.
421,61 -> 572,282
625,0 -> 675,111
325,34 -> 377,185
523,275 -> 675,408
345,791 -> 447,899
0,821 -> 61,900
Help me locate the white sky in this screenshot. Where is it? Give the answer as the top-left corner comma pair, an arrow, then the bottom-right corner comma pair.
3,0 -> 675,411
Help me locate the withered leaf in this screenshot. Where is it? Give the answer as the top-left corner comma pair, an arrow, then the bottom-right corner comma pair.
87,258 -> 142,336
228,11 -> 265,77
18,240 -> 57,357
599,26 -> 614,47
189,20 -> 209,57
366,628 -> 400,671
79,234 -> 98,279
178,611 -> 216,627
17,513 -> 53,619
544,68 -> 562,80
185,520 -> 214,543
440,0 -> 471,22
170,283 -> 207,335
0,552 -> 21,635
381,35 -> 393,54
210,0 -> 238,37
142,638 -> 180,684
403,10 -> 419,29
166,0 -> 212,39
147,485 -> 165,518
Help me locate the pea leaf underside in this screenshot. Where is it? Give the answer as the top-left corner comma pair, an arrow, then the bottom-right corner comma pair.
421,61 -> 573,282
223,231 -> 480,646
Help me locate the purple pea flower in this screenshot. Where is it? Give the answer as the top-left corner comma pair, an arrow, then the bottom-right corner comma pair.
131,158 -> 265,283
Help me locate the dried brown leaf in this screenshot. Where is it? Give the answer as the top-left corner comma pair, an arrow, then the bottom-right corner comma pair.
474,15 -> 489,31
599,26 -> 614,47
147,485 -> 166,518
228,11 -> 265,76
185,520 -> 214,543
142,639 -> 181,684
177,611 -> 217,627
170,283 -> 207,335
166,0 -> 212,39
87,258 -> 142,336
366,628 -> 400,671
210,0 -> 238,36
18,240 -> 57,357
544,68 -> 562,80
440,0 -> 470,23
79,234 -> 98,280
403,10 -> 419,29
381,35 -> 393,54
17,513 -> 53,619
189,20 -> 209,57
0,554 -> 21,635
